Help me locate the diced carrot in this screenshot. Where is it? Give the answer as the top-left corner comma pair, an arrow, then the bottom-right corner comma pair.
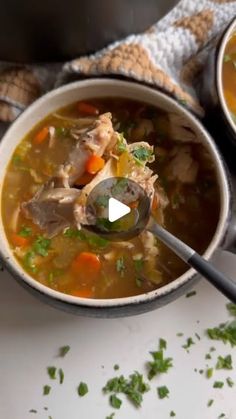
74,172 -> 94,186
151,194 -> 159,211
77,102 -> 99,116
71,252 -> 101,283
71,288 -> 93,298
34,126 -> 49,145
85,155 -> 105,174
11,233 -> 30,247
129,200 -> 139,209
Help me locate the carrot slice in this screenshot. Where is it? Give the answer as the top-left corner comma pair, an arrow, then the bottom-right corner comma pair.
34,126 -> 49,145
11,233 -> 30,247
129,200 -> 139,209
74,172 -> 94,186
71,288 -> 93,298
71,252 -> 101,283
77,102 -> 99,116
85,155 -> 105,174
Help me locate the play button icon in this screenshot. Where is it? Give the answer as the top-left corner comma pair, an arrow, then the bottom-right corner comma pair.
85,177 -> 151,240
108,197 -> 131,222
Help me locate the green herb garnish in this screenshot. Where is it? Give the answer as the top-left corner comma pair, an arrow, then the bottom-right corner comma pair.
43,385 -> 51,395
59,368 -> 64,384
63,228 -> 109,248
47,366 -> 56,380
132,146 -> 153,165
205,353 -> 211,360
157,385 -> 169,399
182,337 -> 195,351
147,339 -> 173,380
195,333 -> 201,341
170,411 -> 176,417
23,251 -> 37,273
216,354 -> 232,370
213,381 -> 224,389
111,178 -> 128,195
103,371 -> 150,408
96,195 -> 110,208
218,414 -> 226,418
207,399 -> 214,407
33,236 -> 51,257
117,133 -> 127,153
29,409 -> 37,413
176,333 -> 183,337
19,226 -> 32,237
224,54 -> 231,62
226,377 -> 234,387
55,126 -> 69,137
134,258 -> 144,272
110,394 -> 122,409
114,364 -> 119,371
78,382 -> 88,397
106,413 -> 115,419
185,290 -> 196,298
206,368 -> 213,379
226,303 -> 236,316
58,345 -> 70,357
210,347 -> 216,352
116,257 -> 125,277
207,320 -> 236,346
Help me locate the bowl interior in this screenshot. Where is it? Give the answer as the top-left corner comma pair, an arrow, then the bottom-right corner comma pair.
0,79 -> 230,307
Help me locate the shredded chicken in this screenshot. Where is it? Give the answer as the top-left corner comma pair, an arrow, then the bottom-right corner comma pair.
54,112 -> 117,188
165,145 -> 199,184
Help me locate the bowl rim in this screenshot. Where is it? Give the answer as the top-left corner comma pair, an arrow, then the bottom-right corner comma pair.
0,78 -> 231,308
217,17 -> 236,135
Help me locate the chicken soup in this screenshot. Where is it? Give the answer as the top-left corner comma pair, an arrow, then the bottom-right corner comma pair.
1,99 -> 220,299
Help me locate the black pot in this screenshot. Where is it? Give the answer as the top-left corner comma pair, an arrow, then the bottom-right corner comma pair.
0,0 -> 177,62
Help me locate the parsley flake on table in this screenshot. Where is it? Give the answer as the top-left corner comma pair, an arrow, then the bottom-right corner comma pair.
207,321 -> 236,346
29,409 -> 37,413
213,381 -> 224,389
147,339 -> 173,380
206,368 -> 213,379
216,354 -> 233,370
59,368 -> 64,384
205,353 -> 211,360
103,371 -> 150,408
106,413 -> 115,419
182,337 -> 195,351
157,385 -> 169,399
185,290 -> 197,298
170,411 -> 176,417
58,345 -> 70,357
47,366 -> 57,380
78,382 -> 89,397
207,399 -> 214,407
226,303 -> 236,316
226,377 -> 234,387
110,394 -> 122,409
113,364 -> 119,371
43,385 -> 51,396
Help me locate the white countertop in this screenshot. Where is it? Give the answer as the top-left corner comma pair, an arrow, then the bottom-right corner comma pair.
1,249 -> 236,419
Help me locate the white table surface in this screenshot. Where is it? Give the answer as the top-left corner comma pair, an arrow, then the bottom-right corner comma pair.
1,249 -> 236,419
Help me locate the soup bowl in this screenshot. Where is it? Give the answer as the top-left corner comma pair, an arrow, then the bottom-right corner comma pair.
200,17 -> 236,148
0,79 -> 233,317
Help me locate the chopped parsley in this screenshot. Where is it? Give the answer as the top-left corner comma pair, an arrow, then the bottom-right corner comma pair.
33,236 -> 51,257
216,354 -> 232,370
19,226 -> 32,237
43,385 -> 51,395
195,333 -> 201,341
106,413 -> 115,419
55,126 -> 69,137
117,133 -> 127,153
96,195 -> 110,208
226,377 -> 234,387
110,394 -> 122,409
111,178 -> 128,195
58,345 -> 70,357
147,339 -> 173,380
210,346 -> 216,352
59,368 -> 64,384
29,409 -> 37,413
226,303 -> 236,317
23,251 -> 37,273
213,381 -> 224,389
64,228 -> 109,248
206,368 -> 213,379
134,258 -> 144,287
47,366 -> 57,380
157,385 -> 169,399
103,371 -> 150,408
205,353 -> 211,360
185,290 -> 197,298
207,321 -> 236,346
116,257 -> 125,277
218,414 -> 226,418
182,337 -> 195,351
208,399 -> 214,407
78,382 -> 88,397
113,364 -> 119,371
132,146 -> 153,165
170,411 -> 176,417
176,332 -> 183,337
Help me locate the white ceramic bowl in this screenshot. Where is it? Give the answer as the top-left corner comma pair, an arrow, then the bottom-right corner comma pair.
0,79 -> 231,317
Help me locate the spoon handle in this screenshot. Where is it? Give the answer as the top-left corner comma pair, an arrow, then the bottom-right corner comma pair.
148,221 -> 236,303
